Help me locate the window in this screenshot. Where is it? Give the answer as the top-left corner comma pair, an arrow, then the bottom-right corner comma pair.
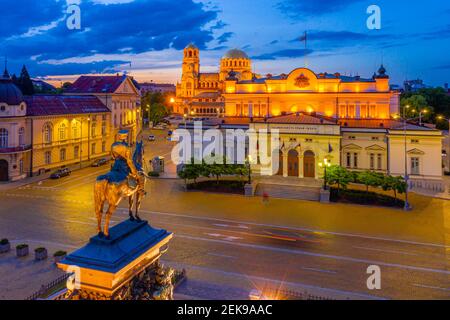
91,143 -> 96,155
372,137 -> 380,141
91,123 -> 96,137
346,153 -> 351,168
19,159 -> 24,174
353,153 -> 358,168
45,151 -> 52,165
60,149 -> 66,162
72,123 -> 79,139
74,146 -> 79,159
370,153 -> 375,170
377,154 -> 382,170
411,157 -> 420,175
114,115 -> 117,127
58,124 -> 67,141
348,136 -> 356,140
102,122 -> 106,135
0,128 -> 8,148
0,106 -> 5,112
102,141 -> 106,153
18,127 -> 25,146
411,139 -> 419,144
305,139 -> 313,143
43,123 -> 52,143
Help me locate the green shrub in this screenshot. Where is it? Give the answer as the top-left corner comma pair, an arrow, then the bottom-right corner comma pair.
35,247 -> 47,253
0,239 -> 9,245
53,251 -> 67,257
330,188 -> 404,208
148,171 -> 160,177
16,244 -> 28,250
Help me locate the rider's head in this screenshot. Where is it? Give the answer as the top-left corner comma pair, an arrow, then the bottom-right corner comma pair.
118,130 -> 129,142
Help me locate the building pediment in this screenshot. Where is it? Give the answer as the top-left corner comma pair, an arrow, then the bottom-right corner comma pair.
342,143 -> 362,150
115,77 -> 140,95
366,144 -> 386,151
407,148 -> 425,155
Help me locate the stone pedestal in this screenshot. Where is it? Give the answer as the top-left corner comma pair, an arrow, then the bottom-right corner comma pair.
319,189 -> 331,204
57,220 -> 173,300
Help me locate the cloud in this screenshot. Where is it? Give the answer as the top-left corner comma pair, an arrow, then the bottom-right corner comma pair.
217,32 -> 234,44
252,49 -> 313,60
1,0 -> 224,76
276,0 -> 364,19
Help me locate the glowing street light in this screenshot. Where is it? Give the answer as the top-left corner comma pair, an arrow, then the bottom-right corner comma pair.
318,158 -> 332,190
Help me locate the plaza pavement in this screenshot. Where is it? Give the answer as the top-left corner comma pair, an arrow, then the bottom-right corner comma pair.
0,128 -> 449,300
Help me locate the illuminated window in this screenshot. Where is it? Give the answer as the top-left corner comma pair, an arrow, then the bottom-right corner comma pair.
59,124 -> 67,141
45,151 -> 52,165
377,154 -> 382,170
43,123 -> 52,143
18,127 -> 25,146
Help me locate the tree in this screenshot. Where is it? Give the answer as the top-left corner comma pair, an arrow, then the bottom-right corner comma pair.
382,175 -> 407,200
357,171 -> 384,193
400,95 -> 430,119
178,164 -> 201,186
17,65 -> 35,95
149,103 -> 169,125
325,166 -> 353,192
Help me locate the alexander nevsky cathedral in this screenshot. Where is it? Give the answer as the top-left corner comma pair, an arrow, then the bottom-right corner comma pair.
174,44 -> 444,191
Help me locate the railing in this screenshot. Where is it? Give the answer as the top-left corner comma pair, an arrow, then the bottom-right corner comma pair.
0,145 -> 32,154
25,273 -> 72,300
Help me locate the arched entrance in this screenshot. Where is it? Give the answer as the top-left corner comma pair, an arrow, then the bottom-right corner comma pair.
0,160 -> 9,182
288,150 -> 299,177
303,151 -> 315,178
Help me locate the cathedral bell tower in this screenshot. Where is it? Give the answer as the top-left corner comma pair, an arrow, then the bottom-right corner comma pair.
181,44 -> 200,98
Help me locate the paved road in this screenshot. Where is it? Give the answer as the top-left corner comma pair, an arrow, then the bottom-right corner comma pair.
0,130 -> 449,300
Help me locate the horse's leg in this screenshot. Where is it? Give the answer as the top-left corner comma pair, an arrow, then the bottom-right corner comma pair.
135,192 -> 142,222
128,195 -> 135,221
104,203 -> 117,239
94,182 -> 105,236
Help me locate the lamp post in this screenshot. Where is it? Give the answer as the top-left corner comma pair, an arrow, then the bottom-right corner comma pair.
392,113 -> 429,211
318,159 -> 331,190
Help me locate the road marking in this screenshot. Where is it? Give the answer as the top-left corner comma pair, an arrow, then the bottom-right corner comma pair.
301,267 -> 338,275
166,261 -> 386,300
207,253 -> 236,259
412,284 -> 450,292
176,234 -> 450,275
352,246 -> 419,256
140,210 -> 450,249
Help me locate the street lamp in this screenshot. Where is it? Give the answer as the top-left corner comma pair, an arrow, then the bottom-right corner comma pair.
318,158 -> 331,190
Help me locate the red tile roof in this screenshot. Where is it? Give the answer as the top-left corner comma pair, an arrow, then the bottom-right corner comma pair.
25,95 -> 110,116
338,119 -> 433,130
65,75 -> 127,94
256,113 -> 337,125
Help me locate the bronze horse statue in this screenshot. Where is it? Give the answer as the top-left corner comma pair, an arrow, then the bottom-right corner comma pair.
94,140 -> 147,238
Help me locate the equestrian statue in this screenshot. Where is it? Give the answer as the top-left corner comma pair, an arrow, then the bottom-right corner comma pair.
94,130 -> 147,238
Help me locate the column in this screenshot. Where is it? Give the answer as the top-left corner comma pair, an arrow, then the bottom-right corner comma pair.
283,150 -> 288,178
298,154 -> 304,178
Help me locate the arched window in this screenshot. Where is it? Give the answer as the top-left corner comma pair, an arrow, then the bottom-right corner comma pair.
91,123 -> 96,137
59,123 -> 67,141
43,123 -> 52,143
0,128 -> 8,148
18,127 -> 25,146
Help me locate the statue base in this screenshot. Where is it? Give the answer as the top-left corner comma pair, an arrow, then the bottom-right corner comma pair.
57,220 -> 174,300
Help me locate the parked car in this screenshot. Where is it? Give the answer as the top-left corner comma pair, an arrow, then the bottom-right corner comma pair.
50,168 -> 71,179
148,135 -> 156,142
91,158 -> 108,167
